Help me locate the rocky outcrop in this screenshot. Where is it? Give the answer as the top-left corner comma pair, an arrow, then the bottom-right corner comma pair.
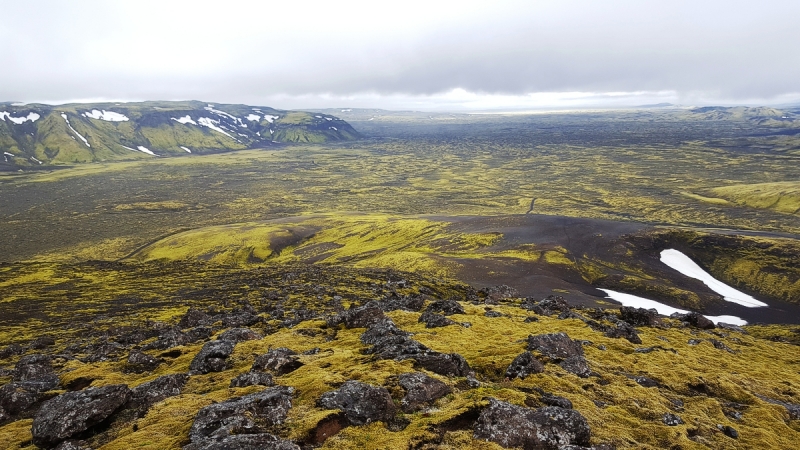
527,332 -> 591,377
217,328 -> 263,343
230,372 -> 275,388
318,380 -> 395,426
31,385 -> 131,448
126,350 -> 163,373
505,352 -> 544,380
189,341 -> 236,374
424,299 -> 465,316
418,311 -> 457,328
185,386 -> 294,449
252,348 -> 303,375
127,374 -> 189,413
398,372 -> 451,412
474,399 -> 591,450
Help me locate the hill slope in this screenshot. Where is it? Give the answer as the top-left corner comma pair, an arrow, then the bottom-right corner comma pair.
0,101 -> 360,167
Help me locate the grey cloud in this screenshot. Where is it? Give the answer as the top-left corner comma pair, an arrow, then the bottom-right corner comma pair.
1,0 -> 798,109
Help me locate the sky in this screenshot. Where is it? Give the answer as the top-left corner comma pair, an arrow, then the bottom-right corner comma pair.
1,0 -> 799,111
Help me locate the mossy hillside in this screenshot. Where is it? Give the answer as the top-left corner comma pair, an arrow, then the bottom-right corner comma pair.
713,181 -> 800,215
0,102 -> 360,166
2,273 -> 800,449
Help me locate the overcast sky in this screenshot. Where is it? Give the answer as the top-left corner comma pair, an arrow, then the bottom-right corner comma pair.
1,0 -> 799,111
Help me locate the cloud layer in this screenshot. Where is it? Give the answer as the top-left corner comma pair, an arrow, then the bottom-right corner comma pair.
2,0 -> 798,110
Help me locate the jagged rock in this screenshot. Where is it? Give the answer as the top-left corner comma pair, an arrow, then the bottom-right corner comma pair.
619,307 -> 660,327
0,406 -> 9,422
187,326 -> 214,342
425,299 -> 465,316
367,334 -> 429,360
663,413 -> 683,426
186,386 -> 294,446
112,327 -> 160,345
230,372 -> 275,388
252,348 -> 303,375
80,341 -> 127,363
717,424 -> 738,439
505,352 -> 544,380
217,328 -> 263,343
0,381 -> 57,417
717,322 -> 747,334
189,340 -> 236,374
0,343 -> 24,360
479,285 -> 518,304
710,339 -> 735,353
329,305 -> 386,329
126,350 -> 163,373
142,327 -> 192,351
318,380 -> 396,426
523,295 -> 571,316
31,384 -> 131,448
218,309 -> 262,328
688,339 -> 702,346
377,294 -> 427,312
418,310 -> 457,328
474,399 -> 591,449
402,352 -> 471,377
128,374 -> 189,412
14,355 -> 59,387
30,336 -> 57,350
559,356 -> 592,378
485,310 -> 504,318
54,440 -> 93,450
359,319 -> 409,345
679,312 -> 716,330
527,332 -> 584,360
523,316 -> 539,323
605,321 -> 642,344
180,308 -> 211,328
398,372 -> 451,412
186,433 -> 300,450
632,375 -> 659,388
542,393 -> 573,409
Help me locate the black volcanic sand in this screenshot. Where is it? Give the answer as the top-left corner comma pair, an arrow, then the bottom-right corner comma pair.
429,214 -> 800,325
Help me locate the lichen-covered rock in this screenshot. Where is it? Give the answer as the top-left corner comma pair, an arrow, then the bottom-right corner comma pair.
217,328 -> 263,343
328,305 -> 386,329
186,433 -> 300,450
559,356 -> 592,378
54,440 -> 93,450
187,386 -> 294,446
252,348 -> 303,375
14,355 -> 59,387
527,332 -> 584,360
505,352 -> 544,380
474,399 -> 591,450
425,299 -> 465,316
128,373 -> 189,412
367,334 -> 430,360
30,336 -> 57,350
402,352 -> 471,377
418,310 -> 457,328
398,372 -> 451,412
142,327 -> 192,350
0,381 -> 57,417
542,393 -> 573,409
31,384 -> 131,448
230,372 -> 275,388
179,308 -> 212,328
318,380 -> 396,426
620,306 -> 660,327
604,321 -> 642,344
479,285 -> 518,304
679,312 -> 716,330
0,343 -> 24,360
663,413 -> 683,426
189,340 -> 236,374
126,350 -> 163,373
359,319 -> 409,345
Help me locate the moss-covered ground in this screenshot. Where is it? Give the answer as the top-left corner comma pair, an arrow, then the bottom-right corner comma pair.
1,264 -> 798,449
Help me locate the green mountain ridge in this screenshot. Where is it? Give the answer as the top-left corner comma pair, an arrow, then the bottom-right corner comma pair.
0,101 -> 360,167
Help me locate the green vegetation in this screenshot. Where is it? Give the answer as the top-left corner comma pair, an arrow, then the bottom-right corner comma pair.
713,182 -> 800,215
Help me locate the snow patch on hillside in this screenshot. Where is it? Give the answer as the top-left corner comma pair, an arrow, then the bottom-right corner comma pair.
61,113 -> 90,147
598,289 -> 747,326
1,111 -> 41,124
198,117 -> 235,139
180,146 -> 192,153
83,109 -> 129,122
660,249 -> 767,307
171,115 -> 197,125
247,114 -> 261,122
137,146 -> 156,156
263,115 -> 278,123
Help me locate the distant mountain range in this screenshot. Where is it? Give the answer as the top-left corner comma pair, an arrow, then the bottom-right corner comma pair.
0,101 -> 360,167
